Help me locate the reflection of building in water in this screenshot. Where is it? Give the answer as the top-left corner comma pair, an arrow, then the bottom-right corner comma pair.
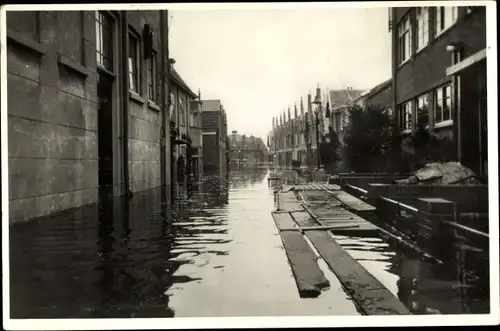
393,249 -> 489,314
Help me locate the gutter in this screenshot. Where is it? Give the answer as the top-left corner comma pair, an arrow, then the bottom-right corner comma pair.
121,11 -> 130,196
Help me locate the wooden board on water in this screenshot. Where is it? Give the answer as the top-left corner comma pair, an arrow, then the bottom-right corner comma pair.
303,229 -> 412,315
327,190 -> 377,213
279,191 -> 303,212
271,212 -> 330,298
289,210 -> 410,314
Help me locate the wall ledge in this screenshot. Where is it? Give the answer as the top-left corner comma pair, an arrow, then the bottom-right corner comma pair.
58,53 -> 91,78
7,29 -> 46,55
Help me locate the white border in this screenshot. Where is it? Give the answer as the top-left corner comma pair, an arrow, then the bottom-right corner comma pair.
1,1 -> 498,330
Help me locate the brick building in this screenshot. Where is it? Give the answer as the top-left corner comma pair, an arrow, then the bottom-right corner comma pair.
269,86 -> 362,168
201,99 -> 228,177
269,91 -> 320,169
390,5 -> 487,177
5,10 -> 177,224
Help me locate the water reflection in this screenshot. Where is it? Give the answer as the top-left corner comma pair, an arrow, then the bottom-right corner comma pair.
333,232 -> 490,315
9,175 -> 233,318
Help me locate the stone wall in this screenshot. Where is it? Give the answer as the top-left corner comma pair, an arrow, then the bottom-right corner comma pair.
7,10 -> 170,223
7,11 -> 98,224
127,11 -> 165,193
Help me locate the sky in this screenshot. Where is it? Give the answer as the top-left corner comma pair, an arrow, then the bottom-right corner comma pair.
169,6 -> 392,140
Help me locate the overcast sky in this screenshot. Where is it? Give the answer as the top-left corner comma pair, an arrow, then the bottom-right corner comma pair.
169,6 -> 391,140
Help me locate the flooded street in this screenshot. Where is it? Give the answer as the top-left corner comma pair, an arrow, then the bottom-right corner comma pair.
9,168 -> 489,318
10,169 -> 358,318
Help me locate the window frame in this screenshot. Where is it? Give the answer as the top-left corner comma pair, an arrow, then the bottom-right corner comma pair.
398,15 -> 412,65
399,101 -> 413,133
435,6 -> 458,37
147,50 -> 157,103
95,11 -> 114,72
416,7 -> 429,52
415,93 -> 430,129
179,94 -> 186,125
128,30 -> 140,93
434,84 -> 453,126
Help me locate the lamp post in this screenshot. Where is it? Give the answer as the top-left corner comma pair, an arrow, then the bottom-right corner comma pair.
312,86 -> 322,170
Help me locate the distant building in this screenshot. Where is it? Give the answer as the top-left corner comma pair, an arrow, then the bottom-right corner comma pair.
390,6 -> 487,177
201,100 -> 228,176
327,88 -> 364,142
229,131 -> 269,166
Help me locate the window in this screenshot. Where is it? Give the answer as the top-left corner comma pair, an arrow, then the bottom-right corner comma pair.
416,7 -> 429,51
169,92 -> 176,122
416,94 -> 429,129
435,6 -> 458,35
147,51 -> 157,102
398,15 -> 412,64
179,96 -> 185,125
399,101 -> 413,131
128,33 -> 139,92
435,84 -> 452,124
95,11 -> 113,71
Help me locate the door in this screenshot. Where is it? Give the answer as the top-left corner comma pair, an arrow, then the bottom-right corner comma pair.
97,72 -> 114,203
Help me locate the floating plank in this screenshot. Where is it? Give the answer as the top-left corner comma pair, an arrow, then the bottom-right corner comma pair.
327,190 -> 377,213
272,211 -> 299,230
302,203 -> 380,234
303,229 -> 412,315
280,225 -> 360,232
278,191 -> 303,212
271,213 -> 330,298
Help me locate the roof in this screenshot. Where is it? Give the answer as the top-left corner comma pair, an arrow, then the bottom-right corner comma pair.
201,99 -> 222,112
366,78 -> 392,98
169,67 -> 198,98
329,89 -> 364,108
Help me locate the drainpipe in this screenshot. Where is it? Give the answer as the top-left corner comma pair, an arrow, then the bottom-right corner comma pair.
391,7 -> 398,134
121,11 -> 130,196
160,10 -> 168,202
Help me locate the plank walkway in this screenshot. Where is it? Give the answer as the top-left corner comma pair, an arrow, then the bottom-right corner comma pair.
271,212 -> 330,298
272,185 -> 411,315
301,190 -> 379,235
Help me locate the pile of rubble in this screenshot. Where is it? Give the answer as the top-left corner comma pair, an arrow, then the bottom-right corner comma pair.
394,162 -> 483,185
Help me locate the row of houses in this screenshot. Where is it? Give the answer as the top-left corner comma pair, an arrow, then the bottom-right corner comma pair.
269,5 -> 488,180
267,87 -> 363,168
5,10 -> 229,224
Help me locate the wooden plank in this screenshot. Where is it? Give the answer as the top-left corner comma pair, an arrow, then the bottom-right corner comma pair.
272,212 -> 298,230
280,225 -> 360,232
303,230 -> 412,315
328,190 -> 376,212
279,191 -> 303,212
271,213 -> 330,298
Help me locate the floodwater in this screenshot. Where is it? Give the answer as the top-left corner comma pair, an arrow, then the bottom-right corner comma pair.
9,168 -> 359,318
8,168 -> 490,318
332,232 -> 490,315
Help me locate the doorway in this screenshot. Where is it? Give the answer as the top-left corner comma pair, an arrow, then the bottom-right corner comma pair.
97,72 -> 114,203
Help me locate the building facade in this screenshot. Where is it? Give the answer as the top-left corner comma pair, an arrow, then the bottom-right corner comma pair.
168,65 -> 201,188
391,5 -> 487,177
229,131 -> 269,167
188,90 -> 204,181
269,91 -> 321,169
269,86 -> 363,168
201,99 -> 228,177
6,10 -> 176,224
